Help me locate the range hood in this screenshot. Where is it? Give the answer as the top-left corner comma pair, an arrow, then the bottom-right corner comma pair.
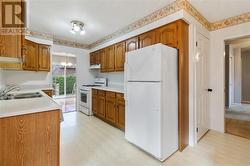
90,64 -> 101,69
0,57 -> 22,70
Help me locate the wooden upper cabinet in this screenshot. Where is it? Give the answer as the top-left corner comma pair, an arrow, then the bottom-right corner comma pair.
139,30 -> 156,48
23,40 -> 38,71
38,45 -> 50,71
115,42 -> 125,71
95,51 -> 101,64
156,23 -> 178,48
0,35 -> 22,58
90,52 -> 95,65
125,37 -> 139,52
105,45 -> 115,72
100,49 -> 107,72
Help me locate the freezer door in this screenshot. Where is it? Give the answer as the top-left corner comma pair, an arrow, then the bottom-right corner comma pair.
125,44 -> 162,82
125,82 -> 162,158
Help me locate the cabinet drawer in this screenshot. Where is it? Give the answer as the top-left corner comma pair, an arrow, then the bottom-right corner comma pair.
92,89 -> 98,95
98,90 -> 106,96
106,91 -> 116,98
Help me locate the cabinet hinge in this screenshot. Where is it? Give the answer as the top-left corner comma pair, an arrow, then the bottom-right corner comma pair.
196,128 -> 199,133
196,41 -> 198,47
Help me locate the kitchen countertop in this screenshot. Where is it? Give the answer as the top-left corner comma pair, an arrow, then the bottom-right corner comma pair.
92,86 -> 124,93
0,90 -> 61,119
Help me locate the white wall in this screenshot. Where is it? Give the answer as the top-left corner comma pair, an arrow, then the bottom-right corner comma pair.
2,70 -> 51,89
98,72 -> 124,87
209,22 -> 250,132
0,69 -> 5,88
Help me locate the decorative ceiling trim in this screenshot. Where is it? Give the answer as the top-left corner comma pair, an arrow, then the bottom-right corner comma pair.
53,38 -> 90,49
26,29 -> 89,49
210,12 -> 250,31
26,29 -> 54,41
182,0 -> 211,30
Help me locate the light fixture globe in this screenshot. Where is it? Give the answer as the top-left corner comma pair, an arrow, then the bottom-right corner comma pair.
70,20 -> 85,35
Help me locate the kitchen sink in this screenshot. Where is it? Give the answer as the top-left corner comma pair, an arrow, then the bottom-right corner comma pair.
0,92 -> 43,100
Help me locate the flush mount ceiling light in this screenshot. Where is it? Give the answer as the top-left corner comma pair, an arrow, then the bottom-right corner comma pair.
70,20 -> 85,35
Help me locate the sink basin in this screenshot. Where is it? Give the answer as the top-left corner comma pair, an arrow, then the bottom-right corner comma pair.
0,92 -> 43,100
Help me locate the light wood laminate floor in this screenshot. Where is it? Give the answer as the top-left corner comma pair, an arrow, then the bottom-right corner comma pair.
61,112 -> 250,166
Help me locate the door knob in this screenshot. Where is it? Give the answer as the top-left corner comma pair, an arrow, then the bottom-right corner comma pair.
207,89 -> 213,92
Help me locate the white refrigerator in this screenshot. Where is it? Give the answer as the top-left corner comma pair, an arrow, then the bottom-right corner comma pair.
124,43 -> 178,161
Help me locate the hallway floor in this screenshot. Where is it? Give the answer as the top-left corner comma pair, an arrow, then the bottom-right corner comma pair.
61,112 -> 250,166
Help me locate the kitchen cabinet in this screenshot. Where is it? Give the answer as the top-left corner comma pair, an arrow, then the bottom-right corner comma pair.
100,49 -> 107,72
0,110 -> 60,166
156,22 -> 178,48
106,45 -> 115,72
90,51 -> 101,65
23,39 -> 51,72
116,93 -> 125,130
0,35 -> 23,58
115,42 -> 125,71
125,36 -> 139,52
22,39 -> 38,71
97,90 -> 106,119
38,44 -> 51,71
105,91 -> 116,124
42,89 -> 53,97
92,89 -> 98,115
92,89 -> 125,130
139,30 -> 156,48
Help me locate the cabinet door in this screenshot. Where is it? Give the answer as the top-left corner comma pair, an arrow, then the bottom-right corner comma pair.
105,92 -> 116,124
23,40 -> 38,71
98,92 -> 106,119
115,42 -> 125,71
92,94 -> 98,115
0,35 -> 22,58
106,45 -> 115,72
116,93 -> 125,130
90,52 -> 95,65
95,51 -> 101,64
38,44 -> 50,71
139,30 -> 156,48
156,23 -> 178,48
100,49 -> 107,72
125,37 -> 139,52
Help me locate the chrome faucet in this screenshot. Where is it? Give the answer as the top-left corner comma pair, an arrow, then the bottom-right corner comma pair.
0,85 -> 21,97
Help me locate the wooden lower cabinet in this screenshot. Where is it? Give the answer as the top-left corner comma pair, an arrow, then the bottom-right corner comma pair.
116,93 -> 125,130
105,92 -> 116,124
0,110 -> 60,166
97,91 -> 106,119
92,89 -> 125,130
42,89 -> 53,97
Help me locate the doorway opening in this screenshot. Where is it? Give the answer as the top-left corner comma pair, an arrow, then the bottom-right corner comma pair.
52,54 -> 76,113
224,36 -> 250,139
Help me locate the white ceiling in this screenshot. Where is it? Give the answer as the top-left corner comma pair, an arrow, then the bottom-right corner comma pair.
28,0 -> 250,45
189,0 -> 250,22
28,0 -> 175,44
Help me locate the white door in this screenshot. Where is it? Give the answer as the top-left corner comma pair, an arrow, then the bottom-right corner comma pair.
195,32 -> 209,140
125,82 -> 161,157
125,44 -> 162,82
